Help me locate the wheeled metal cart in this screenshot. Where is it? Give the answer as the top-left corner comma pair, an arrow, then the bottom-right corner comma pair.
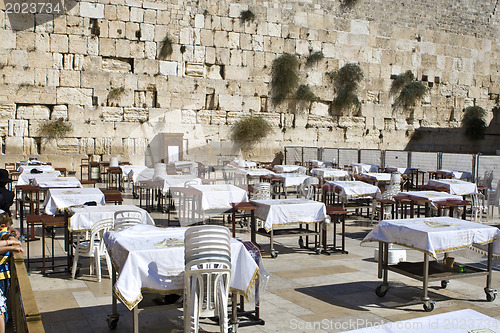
376,241 -> 497,312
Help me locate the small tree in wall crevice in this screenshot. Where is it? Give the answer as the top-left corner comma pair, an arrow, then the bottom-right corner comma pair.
328,63 -> 363,115
271,53 -> 299,105
462,105 -> 487,141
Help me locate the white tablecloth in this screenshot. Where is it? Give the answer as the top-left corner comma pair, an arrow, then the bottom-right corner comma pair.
275,173 -> 310,187
120,165 -> 148,179
234,168 -> 275,177
401,190 -> 463,203
129,168 -> 154,183
273,165 -> 301,173
311,168 -> 349,179
351,163 -> 379,173
32,177 -> 82,189
68,204 -> 154,231
344,309 -> 500,332
17,170 -> 62,186
154,174 -> 200,192
362,216 -> 500,258
438,169 -> 473,179
17,164 -> 54,173
190,184 -> 248,211
252,198 -> 327,231
231,160 -> 257,168
43,188 -> 105,215
359,172 -> 391,182
385,166 -> 412,174
104,225 -> 261,310
327,181 -> 381,199
427,179 -> 478,196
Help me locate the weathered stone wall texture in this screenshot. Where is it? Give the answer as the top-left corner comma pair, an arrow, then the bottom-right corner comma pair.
0,0 -> 499,168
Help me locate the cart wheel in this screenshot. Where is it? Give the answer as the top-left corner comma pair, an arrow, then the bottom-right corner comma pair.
375,285 -> 388,297
270,251 -> 278,259
423,302 -> 435,312
486,291 -> 497,302
298,238 -> 305,249
441,280 -> 449,289
107,315 -> 119,329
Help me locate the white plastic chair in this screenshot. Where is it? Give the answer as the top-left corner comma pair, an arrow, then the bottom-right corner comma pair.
479,170 -> 494,190
184,226 -> 231,333
184,179 -> 202,187
371,173 -> 401,221
251,182 -> 271,200
298,176 -> 319,200
113,210 -> 143,230
488,179 -> 500,218
468,192 -> 486,222
297,166 -> 307,174
71,218 -> 113,282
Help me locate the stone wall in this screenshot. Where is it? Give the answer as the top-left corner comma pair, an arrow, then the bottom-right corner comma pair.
0,0 -> 499,170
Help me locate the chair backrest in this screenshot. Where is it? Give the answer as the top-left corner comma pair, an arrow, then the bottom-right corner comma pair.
494,179 -> 500,202
297,166 -> 307,174
251,182 -> 271,200
113,210 -> 143,230
480,170 -> 494,189
299,177 -> 319,200
90,218 -> 114,251
184,179 -> 202,187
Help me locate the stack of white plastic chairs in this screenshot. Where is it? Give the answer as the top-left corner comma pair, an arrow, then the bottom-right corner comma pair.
371,172 -> 401,221
184,226 -> 231,333
251,182 -> 271,200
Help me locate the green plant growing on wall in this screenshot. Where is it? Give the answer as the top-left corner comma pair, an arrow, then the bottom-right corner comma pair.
391,70 -> 427,108
340,0 -> 359,9
230,115 -> 273,150
39,118 -> 72,138
295,84 -> 316,102
108,87 -> 125,101
329,63 -> 363,115
462,105 -> 487,141
271,53 -> 299,105
240,10 -> 255,24
306,51 -> 324,66
159,35 -> 173,59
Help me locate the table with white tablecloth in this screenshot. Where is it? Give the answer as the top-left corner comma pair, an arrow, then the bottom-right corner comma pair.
17,164 -> 54,173
154,174 -> 200,192
436,169 -> 473,180
190,184 -> 248,211
43,188 -> 105,214
32,176 -> 82,189
251,198 -> 327,258
351,163 -> 379,173
272,165 -> 301,173
17,170 -> 61,186
104,224 -> 264,332
311,168 -> 349,180
68,204 -> 154,232
119,165 -> 148,180
326,181 -> 381,200
359,172 -> 391,185
362,216 -> 500,311
427,178 -> 478,196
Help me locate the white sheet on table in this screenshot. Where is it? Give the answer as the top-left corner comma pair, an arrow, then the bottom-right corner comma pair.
154,174 -> 200,192
311,168 -> 349,178
234,168 -> 275,177
351,163 -> 379,173
104,224 -> 260,310
130,168 -> 154,183
68,204 -> 154,231
343,309 -> 500,332
362,216 -> 500,258
32,177 -> 82,188
252,198 -> 327,231
427,179 -> 478,196
327,181 -> 381,199
17,164 -> 54,173
273,165 -> 301,173
191,184 -> 248,211
17,170 -> 61,185
120,165 -> 148,179
43,188 -> 105,215
385,166 -> 412,174
438,169 -> 473,179
402,190 -> 463,202
360,172 -> 391,182
232,160 -> 257,168
276,173 -> 310,187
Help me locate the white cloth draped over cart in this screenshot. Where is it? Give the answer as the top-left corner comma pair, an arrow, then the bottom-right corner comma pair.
104,225 -> 261,310
427,179 -> 478,196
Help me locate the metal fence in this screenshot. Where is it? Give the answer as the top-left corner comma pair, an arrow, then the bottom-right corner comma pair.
284,146 -> 500,189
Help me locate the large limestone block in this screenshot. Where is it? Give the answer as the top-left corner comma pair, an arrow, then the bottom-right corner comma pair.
51,105 -> 68,120
9,119 -> 29,137
4,137 -> 23,155
219,95 -> 243,111
57,138 -> 79,153
159,61 -> 177,76
185,63 -> 204,77
15,86 -> 57,104
0,30 -> 16,49
56,87 -> 93,105
0,104 -> 15,120
350,20 -> 370,34
338,116 -> 365,129
17,105 -> 50,120
80,2 -> 104,19
101,107 -> 124,121
123,108 -> 148,122
310,102 -> 329,117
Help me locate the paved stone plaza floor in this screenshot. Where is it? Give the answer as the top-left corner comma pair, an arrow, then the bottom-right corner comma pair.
18,186 -> 500,333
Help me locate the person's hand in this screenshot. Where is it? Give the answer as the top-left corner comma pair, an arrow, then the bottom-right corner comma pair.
7,227 -> 20,238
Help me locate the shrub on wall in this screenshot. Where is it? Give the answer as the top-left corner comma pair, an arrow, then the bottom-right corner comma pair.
271,53 -> 299,105
295,84 -> 317,102
329,63 -> 363,115
159,35 -> 173,59
391,70 -> 427,109
240,10 -> 255,23
230,115 -> 273,150
306,51 -> 324,66
462,106 -> 487,141
39,118 -> 72,138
